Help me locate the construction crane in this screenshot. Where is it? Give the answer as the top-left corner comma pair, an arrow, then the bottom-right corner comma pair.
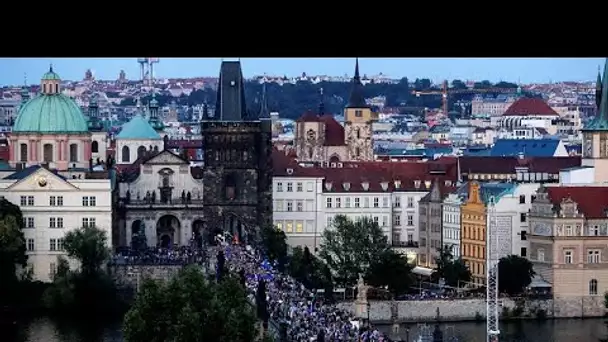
411,80 -> 519,115
137,58 -> 147,82
486,196 -> 500,342
148,58 -> 159,85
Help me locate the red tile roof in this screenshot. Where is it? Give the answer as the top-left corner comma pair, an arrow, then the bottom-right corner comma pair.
546,186 -> 608,219
295,112 -> 346,146
273,149 -> 458,192
459,156 -> 581,174
503,98 -> 559,116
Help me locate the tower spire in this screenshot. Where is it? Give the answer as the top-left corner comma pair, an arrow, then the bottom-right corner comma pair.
584,58 -> 608,131
259,83 -> 270,119
318,87 -> 325,115
596,65 -> 603,110
346,58 -> 369,109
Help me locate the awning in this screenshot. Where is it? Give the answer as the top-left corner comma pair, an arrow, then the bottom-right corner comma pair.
412,266 -> 434,277
529,275 -> 552,288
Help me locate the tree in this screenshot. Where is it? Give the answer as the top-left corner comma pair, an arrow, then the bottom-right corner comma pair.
0,212 -> 28,307
451,79 -> 467,90
260,224 -> 288,270
433,245 -> 471,287
288,246 -> 333,296
498,255 -> 535,296
319,215 -> 388,286
123,266 -> 257,342
366,249 -> 413,296
63,226 -> 110,276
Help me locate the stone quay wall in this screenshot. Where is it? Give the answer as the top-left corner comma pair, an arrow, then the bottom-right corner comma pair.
337,296 -> 606,323
109,265 -> 185,288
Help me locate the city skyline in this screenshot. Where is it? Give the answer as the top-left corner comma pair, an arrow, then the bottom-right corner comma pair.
0,57 -> 603,86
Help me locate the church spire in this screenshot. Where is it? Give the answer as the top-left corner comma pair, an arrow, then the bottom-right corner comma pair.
214,60 -> 247,121
585,58 -> 608,131
596,65 -> 603,110
259,83 -> 270,119
318,87 -> 325,115
346,58 -> 368,108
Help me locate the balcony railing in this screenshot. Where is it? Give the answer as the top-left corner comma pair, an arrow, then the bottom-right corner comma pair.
123,198 -> 204,207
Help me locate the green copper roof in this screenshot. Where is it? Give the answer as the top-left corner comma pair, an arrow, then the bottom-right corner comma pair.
13,94 -> 89,133
42,66 -> 61,80
584,58 -> 608,132
117,114 -> 161,140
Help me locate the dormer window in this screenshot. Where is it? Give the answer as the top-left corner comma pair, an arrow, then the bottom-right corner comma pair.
380,181 -> 389,191
394,180 -> 401,189
445,180 -> 452,187
343,182 -> 351,191
361,182 -> 370,191
414,180 -> 421,189
424,180 -> 431,189
325,182 -> 333,191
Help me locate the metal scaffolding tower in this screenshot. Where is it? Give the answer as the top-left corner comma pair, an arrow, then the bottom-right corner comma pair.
486,196 -> 500,342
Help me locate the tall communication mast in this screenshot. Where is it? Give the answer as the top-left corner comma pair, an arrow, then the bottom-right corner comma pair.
486,196 -> 500,342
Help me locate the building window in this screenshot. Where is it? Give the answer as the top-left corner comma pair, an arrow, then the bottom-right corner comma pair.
82,218 -> 96,228
326,198 -> 332,208
57,196 -> 63,206
295,221 -> 303,233
20,196 -> 26,206
50,238 -> 57,251
82,196 -> 96,206
565,225 -> 573,236
287,201 -> 293,212
91,141 -> 99,153
306,182 -> 313,192
286,222 -> 293,233
276,182 -> 283,192
382,216 -> 387,226
43,143 -> 53,162
287,183 -> 293,192
407,197 -> 414,208
588,250 -> 601,264
354,198 -> 360,208
137,146 -> 146,159
407,215 -> 414,226
394,197 -> 401,207
591,225 -> 600,236
121,146 -> 130,163
364,197 -> 369,208
296,182 -> 303,192
20,143 -> 27,162
345,197 -> 351,208
519,195 -> 525,204
69,143 -> 78,162
521,231 -> 527,240
538,248 -> 545,262
296,201 -> 303,212
589,279 -> 598,295
275,222 -> 283,231
49,218 -> 56,228
373,197 -> 379,208
520,213 -> 526,223
57,217 -> 63,228
27,238 -> 34,251
382,197 -> 388,208
564,250 -> 573,264
50,262 -> 57,279
49,196 -> 56,206
224,174 -> 237,200
394,215 -> 401,226
27,196 -> 34,206
334,197 -> 341,208
355,110 -> 363,117
274,200 -> 283,211
520,247 -> 527,257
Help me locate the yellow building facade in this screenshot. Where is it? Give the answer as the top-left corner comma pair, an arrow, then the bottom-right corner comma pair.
461,182 -> 487,285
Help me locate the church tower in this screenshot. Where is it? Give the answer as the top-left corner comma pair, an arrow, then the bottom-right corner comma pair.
582,58 -> 608,183
201,60 -> 273,243
343,58 -> 376,161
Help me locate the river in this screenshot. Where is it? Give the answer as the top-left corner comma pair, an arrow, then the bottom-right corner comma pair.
3,316 -> 608,342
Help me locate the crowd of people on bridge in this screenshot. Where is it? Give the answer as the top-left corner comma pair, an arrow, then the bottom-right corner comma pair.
110,245 -> 208,266
218,241 -> 391,342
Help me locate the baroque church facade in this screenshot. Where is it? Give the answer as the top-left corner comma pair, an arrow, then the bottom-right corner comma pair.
293,59 -> 377,163
116,60 -> 272,248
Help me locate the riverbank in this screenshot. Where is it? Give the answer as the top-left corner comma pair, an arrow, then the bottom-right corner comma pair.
337,296 -> 606,324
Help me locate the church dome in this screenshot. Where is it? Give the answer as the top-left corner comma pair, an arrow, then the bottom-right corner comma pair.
12,67 -> 89,134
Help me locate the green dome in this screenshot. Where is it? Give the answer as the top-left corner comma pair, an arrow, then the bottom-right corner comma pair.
13,94 -> 89,134
42,70 -> 61,80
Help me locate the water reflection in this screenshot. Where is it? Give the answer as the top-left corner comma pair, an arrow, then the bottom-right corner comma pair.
4,317 -> 123,342
377,319 -> 608,342
3,316 -> 608,342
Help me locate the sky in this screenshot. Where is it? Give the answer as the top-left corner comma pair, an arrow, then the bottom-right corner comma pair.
0,58 -> 604,86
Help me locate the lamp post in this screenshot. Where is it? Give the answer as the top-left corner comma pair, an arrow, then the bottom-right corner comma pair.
366,302 -> 371,328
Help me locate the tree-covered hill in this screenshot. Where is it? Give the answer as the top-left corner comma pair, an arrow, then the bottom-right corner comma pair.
124,78 -> 520,120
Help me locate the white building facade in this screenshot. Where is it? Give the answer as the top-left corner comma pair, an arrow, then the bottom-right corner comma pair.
0,166 -> 112,282
442,193 -> 462,258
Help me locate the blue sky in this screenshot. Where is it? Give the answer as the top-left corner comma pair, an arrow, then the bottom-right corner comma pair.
0,58 -> 603,86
